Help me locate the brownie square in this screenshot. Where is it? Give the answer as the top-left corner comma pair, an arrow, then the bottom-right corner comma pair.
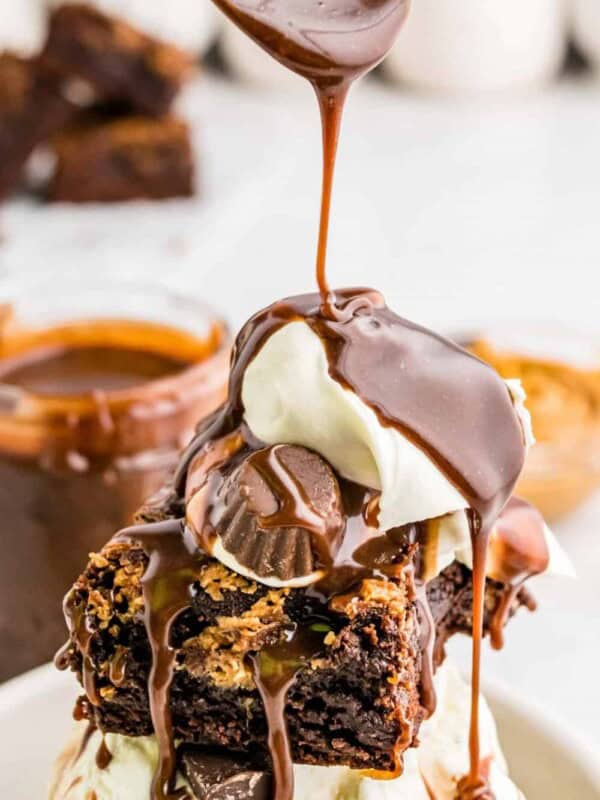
57,488 -> 530,775
40,4 -> 192,117
48,114 -> 195,202
59,535 -> 424,773
0,52 -> 75,199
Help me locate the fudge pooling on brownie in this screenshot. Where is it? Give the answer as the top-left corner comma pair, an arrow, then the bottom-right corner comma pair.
54,289 -> 572,800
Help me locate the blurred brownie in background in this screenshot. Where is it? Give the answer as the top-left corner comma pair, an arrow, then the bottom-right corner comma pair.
0,52 -> 75,199
40,4 -> 192,117
48,114 -> 195,202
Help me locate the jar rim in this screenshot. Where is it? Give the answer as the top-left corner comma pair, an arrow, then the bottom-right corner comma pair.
0,280 -> 231,456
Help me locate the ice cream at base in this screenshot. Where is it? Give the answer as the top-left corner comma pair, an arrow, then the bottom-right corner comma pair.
49,665 -> 524,800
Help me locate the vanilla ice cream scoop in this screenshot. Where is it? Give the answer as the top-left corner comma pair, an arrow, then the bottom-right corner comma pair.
241,321 -> 572,584
49,664 -> 525,800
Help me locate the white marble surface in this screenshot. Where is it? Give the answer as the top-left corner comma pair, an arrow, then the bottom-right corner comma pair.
1,73 -> 600,750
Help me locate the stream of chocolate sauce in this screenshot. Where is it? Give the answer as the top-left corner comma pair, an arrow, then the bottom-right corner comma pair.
112,519 -> 204,800
208,0 -> 410,310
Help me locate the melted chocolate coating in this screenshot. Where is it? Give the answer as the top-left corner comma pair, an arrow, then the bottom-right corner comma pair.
190,444 -> 345,583
179,289 -> 525,528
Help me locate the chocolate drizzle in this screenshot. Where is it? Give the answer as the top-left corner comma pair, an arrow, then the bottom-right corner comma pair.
108,645 -> 128,687
95,736 -> 113,771
55,599 -> 101,707
460,513 -> 492,800
112,519 -> 201,800
249,626 -> 326,800
411,570 -> 437,719
206,0 -> 411,312
177,289 -> 525,518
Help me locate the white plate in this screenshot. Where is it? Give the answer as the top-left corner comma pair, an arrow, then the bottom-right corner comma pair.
0,664 -> 599,799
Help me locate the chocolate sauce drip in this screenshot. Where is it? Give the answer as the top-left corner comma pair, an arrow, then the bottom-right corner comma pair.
95,737 -> 113,771
178,290 -> 525,523
461,513 -> 491,800
113,519 -> 201,800
315,84 -> 346,309
207,0 -> 410,307
108,645 -> 128,687
55,600 -> 101,707
412,572 -> 437,719
249,626 -> 326,800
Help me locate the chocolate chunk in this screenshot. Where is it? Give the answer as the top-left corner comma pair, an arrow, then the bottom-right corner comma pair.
199,444 -> 346,583
179,749 -> 272,800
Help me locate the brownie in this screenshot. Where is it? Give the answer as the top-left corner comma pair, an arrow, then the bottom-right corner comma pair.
48,114 -> 195,202
57,490 -> 529,773
40,4 -> 191,116
0,52 -> 75,199
59,537 -> 423,773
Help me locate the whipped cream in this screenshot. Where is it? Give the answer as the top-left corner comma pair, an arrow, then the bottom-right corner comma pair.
49,664 -> 525,800
241,321 -> 572,583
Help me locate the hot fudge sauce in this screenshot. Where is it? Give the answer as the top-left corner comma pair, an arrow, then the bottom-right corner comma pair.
0,345 -> 188,395
0,296 -> 229,681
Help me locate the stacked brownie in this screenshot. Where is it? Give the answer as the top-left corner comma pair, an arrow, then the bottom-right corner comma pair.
0,3 -> 195,203
57,482 -> 530,775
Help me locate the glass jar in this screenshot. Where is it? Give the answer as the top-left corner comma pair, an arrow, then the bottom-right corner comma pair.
0,279 -> 230,680
465,324 -> 600,521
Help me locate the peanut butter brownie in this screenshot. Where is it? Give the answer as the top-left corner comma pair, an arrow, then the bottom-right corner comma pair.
56,486 -> 529,774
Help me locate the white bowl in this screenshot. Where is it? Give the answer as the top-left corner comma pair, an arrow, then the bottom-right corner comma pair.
0,664 -> 599,799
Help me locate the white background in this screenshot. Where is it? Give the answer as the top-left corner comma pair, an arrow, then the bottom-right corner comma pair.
1,72 -> 599,749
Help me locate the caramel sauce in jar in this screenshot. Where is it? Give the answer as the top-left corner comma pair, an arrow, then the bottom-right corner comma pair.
0,284 -> 229,679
